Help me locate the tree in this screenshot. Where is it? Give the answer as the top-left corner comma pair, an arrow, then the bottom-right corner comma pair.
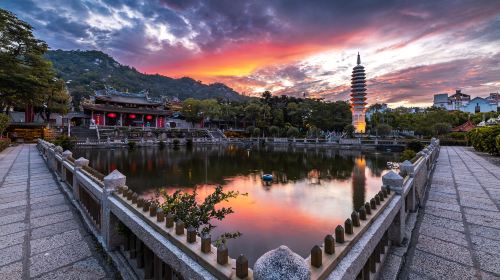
269,126 -> 279,137
343,124 -> 355,138
286,127 -> 299,138
0,114 -> 9,137
376,124 -> 393,137
39,79 -> 70,121
433,122 -> 451,136
0,8 -> 59,112
182,98 -> 203,127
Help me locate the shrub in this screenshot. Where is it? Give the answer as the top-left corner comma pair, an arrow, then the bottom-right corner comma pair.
446,132 -> 467,140
433,122 -> 452,136
343,124 -> 355,138
269,126 -> 279,137
0,114 -> 9,137
173,139 -> 180,146
496,134 -> 500,154
127,141 -> 136,150
406,140 -> 423,152
159,141 -> 166,149
467,125 -> 500,155
400,149 -> 416,162
286,127 -> 299,138
185,138 -> 193,148
252,127 -> 261,137
0,138 -> 11,152
52,135 -> 76,151
376,124 -> 392,137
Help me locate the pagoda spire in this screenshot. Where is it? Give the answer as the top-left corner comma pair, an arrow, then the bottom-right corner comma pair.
357,52 -> 361,65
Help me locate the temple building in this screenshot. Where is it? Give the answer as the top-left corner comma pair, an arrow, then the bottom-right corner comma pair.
81,88 -> 172,128
350,53 -> 367,133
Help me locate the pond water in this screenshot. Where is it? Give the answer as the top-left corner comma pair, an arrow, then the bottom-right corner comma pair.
73,145 -> 399,266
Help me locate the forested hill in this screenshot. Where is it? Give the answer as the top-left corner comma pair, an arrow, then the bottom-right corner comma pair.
45,50 -> 245,106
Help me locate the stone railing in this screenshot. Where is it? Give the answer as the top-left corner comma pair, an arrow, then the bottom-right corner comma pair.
37,139 -> 251,280
36,138 -> 440,280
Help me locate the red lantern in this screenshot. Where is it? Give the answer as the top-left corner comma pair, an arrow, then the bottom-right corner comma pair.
107,113 -> 117,118
146,115 -> 153,120
129,114 -> 136,119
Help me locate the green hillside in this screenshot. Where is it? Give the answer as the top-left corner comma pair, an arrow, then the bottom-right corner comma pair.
45,50 -> 245,108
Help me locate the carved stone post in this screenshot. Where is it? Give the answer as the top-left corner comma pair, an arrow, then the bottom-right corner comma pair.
400,160 -> 416,212
383,171 -> 405,245
73,157 -> 89,200
103,170 -> 126,250
61,150 -> 72,183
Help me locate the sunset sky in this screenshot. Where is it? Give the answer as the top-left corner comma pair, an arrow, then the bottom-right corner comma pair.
2,0 -> 500,107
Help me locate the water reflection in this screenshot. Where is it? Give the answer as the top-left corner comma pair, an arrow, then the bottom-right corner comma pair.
73,145 -> 399,266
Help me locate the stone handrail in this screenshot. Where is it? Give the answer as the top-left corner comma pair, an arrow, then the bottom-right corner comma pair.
36,137 -> 440,280
37,138 -> 250,279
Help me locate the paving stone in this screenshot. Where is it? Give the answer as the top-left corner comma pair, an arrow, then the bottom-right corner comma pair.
422,214 -> 464,232
464,213 -> 500,229
0,261 -> 22,279
424,206 -> 463,221
0,205 -> 26,216
463,207 -> 500,220
410,249 -> 477,280
31,219 -> 81,240
31,210 -> 74,228
417,222 -> 468,246
0,221 -> 26,236
469,224 -> 500,242
0,199 -> 27,210
0,243 -> 23,266
33,257 -> 107,280
425,200 -> 461,212
0,211 -> 25,225
31,204 -> 71,218
0,231 -> 25,250
31,229 -> 83,255
30,193 -> 65,204
470,235 -> 500,256
30,189 -> 61,198
476,251 -> 500,275
30,240 -> 92,277
416,234 -> 473,265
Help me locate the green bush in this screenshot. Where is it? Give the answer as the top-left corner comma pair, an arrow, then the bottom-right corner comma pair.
406,140 -> 423,152
127,141 -> 136,150
400,149 -> 416,162
446,132 -> 467,140
52,135 -> 76,151
496,134 -> 500,154
159,141 -> 166,149
185,138 -> 193,148
173,139 -> 180,146
0,138 -> 11,152
286,127 -> 299,138
467,125 -> 500,155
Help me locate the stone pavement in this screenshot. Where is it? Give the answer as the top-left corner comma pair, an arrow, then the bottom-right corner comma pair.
0,144 -> 117,279
402,146 -> 500,279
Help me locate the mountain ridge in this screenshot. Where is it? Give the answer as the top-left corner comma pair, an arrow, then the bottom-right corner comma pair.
44,49 -> 245,107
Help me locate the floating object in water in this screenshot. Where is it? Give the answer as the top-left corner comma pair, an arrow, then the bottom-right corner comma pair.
262,174 -> 273,181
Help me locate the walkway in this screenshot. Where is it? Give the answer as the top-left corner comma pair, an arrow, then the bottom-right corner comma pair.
0,145 -> 116,279
403,146 -> 500,279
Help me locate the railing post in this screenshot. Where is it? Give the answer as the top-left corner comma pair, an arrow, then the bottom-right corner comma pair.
61,150 -> 72,182
74,157 -> 89,200
383,171 -> 405,245
103,170 -> 126,250
400,160 -> 417,212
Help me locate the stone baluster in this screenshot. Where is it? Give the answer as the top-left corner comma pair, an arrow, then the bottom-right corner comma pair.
236,255 -> 249,278
103,170 -> 126,250
73,157 -> 89,200
382,171 -> 405,245
400,160 -> 417,212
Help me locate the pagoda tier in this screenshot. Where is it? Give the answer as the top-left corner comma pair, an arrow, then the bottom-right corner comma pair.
350,53 -> 368,133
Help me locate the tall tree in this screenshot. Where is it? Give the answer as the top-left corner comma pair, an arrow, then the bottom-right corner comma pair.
0,8 -> 66,115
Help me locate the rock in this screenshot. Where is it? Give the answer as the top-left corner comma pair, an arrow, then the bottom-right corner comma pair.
253,245 -> 310,280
